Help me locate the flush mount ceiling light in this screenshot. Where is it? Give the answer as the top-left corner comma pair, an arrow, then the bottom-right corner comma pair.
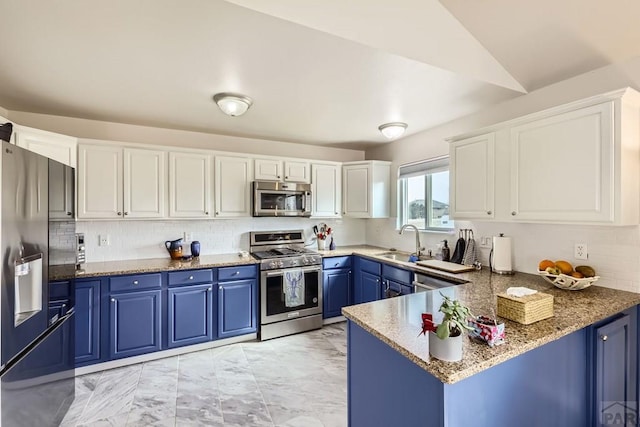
213,92 -> 253,117
378,122 -> 408,140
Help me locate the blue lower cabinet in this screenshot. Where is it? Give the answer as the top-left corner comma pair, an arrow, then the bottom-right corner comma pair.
109,290 -> 162,359
217,279 -> 257,339
75,279 -> 101,366
355,271 -> 382,304
168,284 -> 214,348
323,268 -> 351,318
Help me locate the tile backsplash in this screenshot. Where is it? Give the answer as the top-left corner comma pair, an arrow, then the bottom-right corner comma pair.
77,217 -> 365,262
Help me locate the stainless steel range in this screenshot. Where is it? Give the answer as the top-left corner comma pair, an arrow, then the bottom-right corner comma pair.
250,230 -> 323,340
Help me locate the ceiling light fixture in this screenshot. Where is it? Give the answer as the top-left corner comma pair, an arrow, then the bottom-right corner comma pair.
378,122 -> 407,140
213,92 -> 253,117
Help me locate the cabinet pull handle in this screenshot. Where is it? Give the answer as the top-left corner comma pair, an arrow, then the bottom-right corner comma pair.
600,334 -> 608,341
189,276 -> 194,280
133,280 -> 139,285
487,210 -> 492,215
117,212 -> 122,216
511,211 -> 517,216
111,298 -> 116,302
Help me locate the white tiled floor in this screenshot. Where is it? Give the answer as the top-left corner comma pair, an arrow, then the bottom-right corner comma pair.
62,323 -> 348,427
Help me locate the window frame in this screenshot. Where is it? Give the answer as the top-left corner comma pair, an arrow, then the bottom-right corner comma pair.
397,156 -> 454,232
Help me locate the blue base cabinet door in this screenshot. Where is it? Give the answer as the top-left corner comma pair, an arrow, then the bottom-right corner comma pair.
355,271 -> 382,304
168,284 -> 214,348
109,290 -> 162,359
75,279 -> 101,366
217,279 -> 257,339
323,268 -> 351,318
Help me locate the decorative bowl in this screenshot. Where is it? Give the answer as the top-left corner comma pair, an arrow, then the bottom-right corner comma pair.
537,270 -> 599,291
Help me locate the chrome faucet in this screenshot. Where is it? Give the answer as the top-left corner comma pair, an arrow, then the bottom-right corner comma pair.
399,224 -> 425,257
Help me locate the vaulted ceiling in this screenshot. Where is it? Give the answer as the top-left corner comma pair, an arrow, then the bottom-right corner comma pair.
0,0 -> 638,149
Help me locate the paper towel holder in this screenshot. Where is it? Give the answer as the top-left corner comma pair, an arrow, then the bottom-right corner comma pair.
490,233 -> 514,275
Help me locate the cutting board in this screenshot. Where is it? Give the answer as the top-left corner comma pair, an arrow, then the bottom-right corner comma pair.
415,260 -> 475,273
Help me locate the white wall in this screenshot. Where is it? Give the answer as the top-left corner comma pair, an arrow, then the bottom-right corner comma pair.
365,56 -> 640,293
77,217 -> 365,262
7,111 -> 364,162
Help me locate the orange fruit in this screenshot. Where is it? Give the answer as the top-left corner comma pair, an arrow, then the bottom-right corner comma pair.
571,271 -> 584,279
555,260 -> 573,275
538,259 -> 555,271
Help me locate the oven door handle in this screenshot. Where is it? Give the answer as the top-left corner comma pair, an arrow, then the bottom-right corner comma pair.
265,271 -> 285,277
265,266 -> 321,277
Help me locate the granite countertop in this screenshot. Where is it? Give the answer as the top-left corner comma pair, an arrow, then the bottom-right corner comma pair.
342,270 -> 640,384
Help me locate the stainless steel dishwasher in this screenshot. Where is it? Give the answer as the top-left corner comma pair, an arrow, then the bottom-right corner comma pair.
412,272 -> 466,292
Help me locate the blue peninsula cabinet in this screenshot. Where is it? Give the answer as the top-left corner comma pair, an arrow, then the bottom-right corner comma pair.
108,273 -> 162,359
75,279 -> 101,366
344,286 -> 639,427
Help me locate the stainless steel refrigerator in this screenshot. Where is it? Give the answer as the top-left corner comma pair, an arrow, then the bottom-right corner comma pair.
0,139 -> 75,426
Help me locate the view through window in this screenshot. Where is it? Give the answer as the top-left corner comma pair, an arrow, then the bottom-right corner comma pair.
398,157 -> 453,230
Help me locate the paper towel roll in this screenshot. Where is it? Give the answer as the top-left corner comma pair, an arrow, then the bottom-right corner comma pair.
491,235 -> 513,274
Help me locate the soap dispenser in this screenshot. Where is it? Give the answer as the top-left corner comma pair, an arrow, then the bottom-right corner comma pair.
442,240 -> 450,262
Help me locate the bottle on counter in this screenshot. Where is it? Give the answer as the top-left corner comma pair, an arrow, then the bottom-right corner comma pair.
442,240 -> 450,262
329,236 -> 336,250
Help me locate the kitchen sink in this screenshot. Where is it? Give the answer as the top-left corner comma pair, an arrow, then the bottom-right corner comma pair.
376,251 -> 408,260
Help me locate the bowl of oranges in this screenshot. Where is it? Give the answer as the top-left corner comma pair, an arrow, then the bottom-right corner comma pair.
538,259 -> 599,290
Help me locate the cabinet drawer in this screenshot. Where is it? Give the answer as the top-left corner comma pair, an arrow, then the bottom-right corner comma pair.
109,273 -> 162,292
382,264 -> 412,285
218,265 -> 257,282
49,280 -> 71,299
323,256 -> 351,270
359,258 -> 381,275
168,269 -> 214,286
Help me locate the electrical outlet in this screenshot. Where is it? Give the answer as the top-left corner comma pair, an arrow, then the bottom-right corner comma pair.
184,232 -> 193,242
99,235 -> 110,246
574,243 -> 588,260
479,237 -> 492,248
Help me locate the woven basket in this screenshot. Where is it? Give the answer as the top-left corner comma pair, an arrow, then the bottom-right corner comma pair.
497,292 -> 554,325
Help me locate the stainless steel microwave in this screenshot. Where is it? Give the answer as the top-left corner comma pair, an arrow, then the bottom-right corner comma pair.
252,181 -> 312,217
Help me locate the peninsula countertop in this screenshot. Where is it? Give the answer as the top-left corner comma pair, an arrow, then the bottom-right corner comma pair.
342,269 -> 640,384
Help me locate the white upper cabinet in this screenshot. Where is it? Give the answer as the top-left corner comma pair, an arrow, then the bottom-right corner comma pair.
311,163 -> 341,218
215,156 -> 253,217
78,144 -> 166,219
14,125 -> 77,167
78,145 -> 123,219
123,148 -> 166,218
450,133 -> 495,220
510,102 -> 614,222
254,158 -> 311,183
448,88 -> 640,225
49,159 -> 75,220
342,161 -> 390,218
168,152 -> 211,218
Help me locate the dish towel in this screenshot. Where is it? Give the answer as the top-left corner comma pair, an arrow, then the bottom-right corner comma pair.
284,269 -> 305,307
462,236 -> 477,266
450,236 -> 466,264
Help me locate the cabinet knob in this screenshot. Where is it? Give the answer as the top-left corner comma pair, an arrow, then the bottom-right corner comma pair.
511,211 -> 517,216
205,211 -> 209,215
277,175 -> 281,179
219,285 -> 223,290
67,212 -> 72,216
133,280 -> 139,285
285,176 -> 288,179
117,212 -> 122,216
335,212 -> 338,215
487,210 -> 492,215
111,298 -> 116,302
334,263 -> 339,267
189,276 -> 194,280
215,212 -> 219,215
62,303 -> 66,308
234,271 -> 240,275
124,212 -> 129,216
600,334 -> 608,341
376,279 -> 379,283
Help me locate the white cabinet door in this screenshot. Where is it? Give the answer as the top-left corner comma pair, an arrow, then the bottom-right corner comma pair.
123,148 -> 166,218
169,152 -> 211,218
312,163 -> 341,217
510,102 -> 614,222
14,125 -> 77,167
343,164 -> 370,217
254,159 -> 282,181
215,156 -> 252,217
284,160 -> 311,183
78,145 -> 123,219
449,133 -> 495,220
49,160 -> 75,220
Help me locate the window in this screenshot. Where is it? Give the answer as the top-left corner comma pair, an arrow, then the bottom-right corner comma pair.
397,156 -> 454,231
